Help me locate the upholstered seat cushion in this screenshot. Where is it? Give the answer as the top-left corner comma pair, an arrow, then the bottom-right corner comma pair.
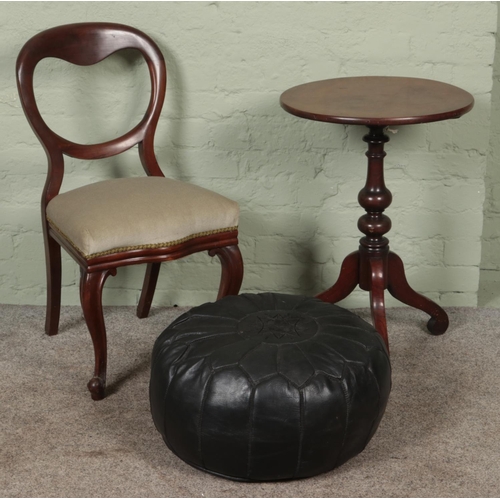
46,177 -> 239,259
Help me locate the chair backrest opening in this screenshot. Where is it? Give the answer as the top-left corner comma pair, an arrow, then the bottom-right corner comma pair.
16,22 -> 167,204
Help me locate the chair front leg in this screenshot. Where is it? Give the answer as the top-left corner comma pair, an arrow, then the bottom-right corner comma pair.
209,244 -> 244,300
80,268 -> 116,400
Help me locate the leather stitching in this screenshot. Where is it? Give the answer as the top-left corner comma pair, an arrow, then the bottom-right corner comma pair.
197,365 -> 214,470
294,389 -> 305,478
246,386 -> 256,480
295,343 -> 319,382
236,343 -> 265,367
160,362 -> 182,456
336,364 -> 351,468
363,361 -> 387,451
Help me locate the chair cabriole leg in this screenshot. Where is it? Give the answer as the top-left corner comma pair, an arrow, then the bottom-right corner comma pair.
80,268 -> 116,400
209,245 -> 244,299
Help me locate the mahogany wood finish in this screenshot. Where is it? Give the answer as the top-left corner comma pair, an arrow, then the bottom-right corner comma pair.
16,23 -> 243,400
281,77 -> 474,350
209,245 -> 245,299
280,77 -> 474,126
137,263 -> 161,319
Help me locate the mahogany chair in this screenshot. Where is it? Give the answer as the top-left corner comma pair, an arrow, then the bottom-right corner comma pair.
16,23 -> 244,400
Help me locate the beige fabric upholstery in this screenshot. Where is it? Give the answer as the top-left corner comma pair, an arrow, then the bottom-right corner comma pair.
46,177 -> 239,259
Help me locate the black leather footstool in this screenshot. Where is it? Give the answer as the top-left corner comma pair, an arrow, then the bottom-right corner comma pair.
150,293 -> 391,481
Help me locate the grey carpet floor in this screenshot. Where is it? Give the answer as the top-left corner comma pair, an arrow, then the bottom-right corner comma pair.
1,303 -> 500,497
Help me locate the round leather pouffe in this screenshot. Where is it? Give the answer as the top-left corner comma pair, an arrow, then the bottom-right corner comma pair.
150,293 -> 391,482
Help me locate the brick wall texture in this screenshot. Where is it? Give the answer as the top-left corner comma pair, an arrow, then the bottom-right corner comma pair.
480,3 -> 500,305
1,2 -> 498,308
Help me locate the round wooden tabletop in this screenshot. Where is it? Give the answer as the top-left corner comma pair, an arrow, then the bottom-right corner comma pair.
280,76 -> 474,126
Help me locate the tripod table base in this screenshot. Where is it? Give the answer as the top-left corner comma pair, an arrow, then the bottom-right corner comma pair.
316,250 -> 449,350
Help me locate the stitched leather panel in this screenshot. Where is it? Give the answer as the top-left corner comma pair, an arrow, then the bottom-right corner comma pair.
150,293 -> 391,481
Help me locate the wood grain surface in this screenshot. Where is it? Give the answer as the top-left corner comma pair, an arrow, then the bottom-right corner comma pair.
280,76 -> 474,126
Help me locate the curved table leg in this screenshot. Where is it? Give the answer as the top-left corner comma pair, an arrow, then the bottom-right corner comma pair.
369,258 -> 389,350
316,251 -> 360,303
387,251 -> 448,335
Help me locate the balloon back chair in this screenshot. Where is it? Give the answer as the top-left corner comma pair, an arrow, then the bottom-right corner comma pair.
16,23 -> 243,400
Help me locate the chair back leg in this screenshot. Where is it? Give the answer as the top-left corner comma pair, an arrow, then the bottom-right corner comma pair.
80,268 -> 116,400
137,262 -> 161,319
44,233 -> 62,336
210,244 -> 244,300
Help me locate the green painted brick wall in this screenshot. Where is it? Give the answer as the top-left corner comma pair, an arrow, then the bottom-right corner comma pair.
0,1 -> 497,308
479,2 -> 500,307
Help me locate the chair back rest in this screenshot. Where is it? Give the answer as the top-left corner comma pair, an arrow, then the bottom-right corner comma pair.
16,23 -> 167,203
17,22 -> 166,160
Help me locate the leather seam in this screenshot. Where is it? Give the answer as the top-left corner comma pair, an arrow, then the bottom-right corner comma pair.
190,313 -> 240,322
294,388 -> 305,478
246,386 -> 256,480
238,371 -> 281,386
315,369 -> 343,380
320,326 -> 375,351
315,340 -> 349,363
362,364 -> 385,451
336,364 -> 351,468
277,372 -> 301,389
277,344 -> 283,380
294,343 -> 318,385
160,362 -> 182,455
236,365 -> 258,387
197,366 -> 215,470
237,342 -> 268,368
171,330 -> 237,344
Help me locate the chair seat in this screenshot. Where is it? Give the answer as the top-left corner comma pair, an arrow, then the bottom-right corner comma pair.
46,177 -> 239,259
